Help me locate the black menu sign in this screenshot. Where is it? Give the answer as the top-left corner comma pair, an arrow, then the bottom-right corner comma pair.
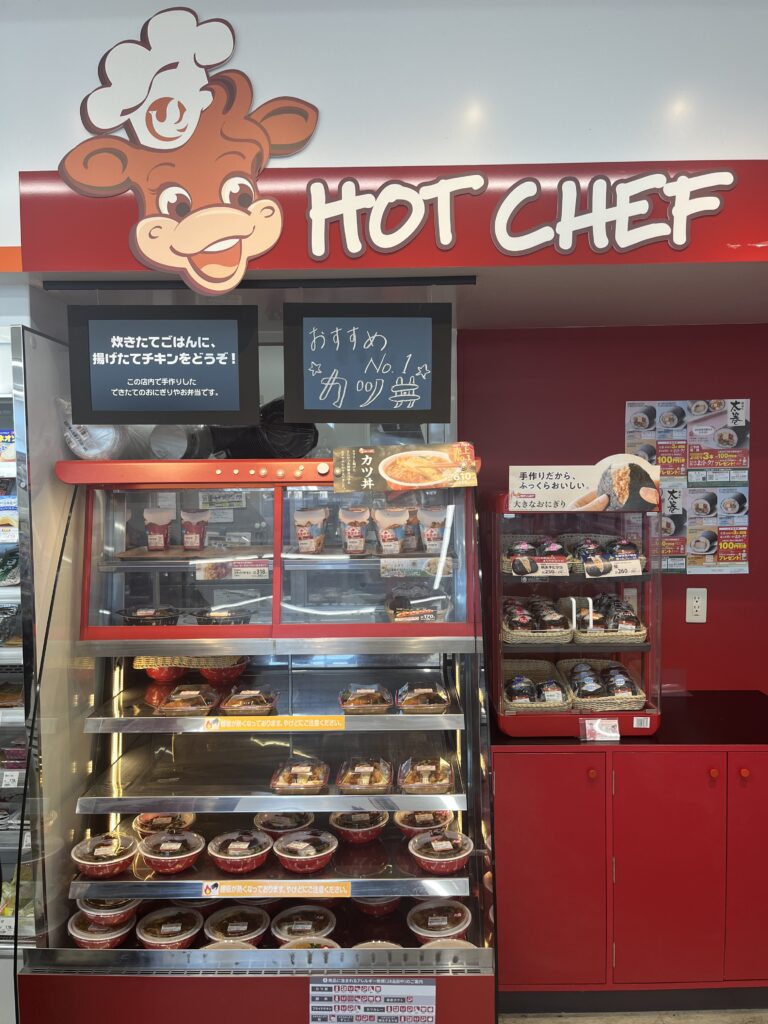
68,306 -> 260,425
283,303 -> 452,423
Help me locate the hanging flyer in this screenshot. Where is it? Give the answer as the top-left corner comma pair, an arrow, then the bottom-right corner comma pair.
626,399 -> 750,575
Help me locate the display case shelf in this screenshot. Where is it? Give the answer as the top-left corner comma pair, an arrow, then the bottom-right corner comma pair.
99,548 -> 273,573
78,636 -> 481,658
69,836 -> 472,900
502,572 -> 653,585
502,642 -> 652,655
282,550 -> 457,576
0,650 -> 23,666
76,744 -> 467,815
0,707 -> 24,727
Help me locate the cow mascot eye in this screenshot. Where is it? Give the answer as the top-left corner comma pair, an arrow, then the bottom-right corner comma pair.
158,186 -> 193,220
221,176 -> 255,210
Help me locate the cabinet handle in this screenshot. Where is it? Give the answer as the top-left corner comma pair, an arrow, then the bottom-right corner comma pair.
587,768 -> 598,780
739,768 -> 751,779
709,768 -> 720,779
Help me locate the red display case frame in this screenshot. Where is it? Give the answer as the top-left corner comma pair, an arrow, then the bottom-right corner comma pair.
56,458 -> 479,643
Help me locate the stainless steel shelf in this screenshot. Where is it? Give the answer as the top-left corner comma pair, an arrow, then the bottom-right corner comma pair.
86,666 -> 464,734
502,572 -> 653,584
99,550 -> 273,573
76,739 -> 467,814
0,707 -> 24,727
69,835 -> 471,900
283,549 -> 457,576
23,945 -> 495,976
0,649 -> 23,666
77,636 -> 481,657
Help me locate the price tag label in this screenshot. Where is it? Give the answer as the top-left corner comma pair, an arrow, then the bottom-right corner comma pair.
1,771 -> 19,788
0,918 -> 13,937
199,880 -> 352,899
510,558 -> 569,578
202,716 -> 345,733
581,718 -> 621,742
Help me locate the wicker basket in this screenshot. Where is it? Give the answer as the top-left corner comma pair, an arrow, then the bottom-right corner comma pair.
557,657 -> 646,712
556,597 -> 648,646
558,533 -> 647,575
194,610 -> 252,626
501,659 -> 573,714
116,608 -> 179,626
502,621 -> 573,645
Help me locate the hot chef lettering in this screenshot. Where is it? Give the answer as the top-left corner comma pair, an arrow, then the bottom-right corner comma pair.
59,8 -> 317,296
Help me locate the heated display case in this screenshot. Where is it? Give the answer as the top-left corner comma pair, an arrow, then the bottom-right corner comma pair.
18,460 -> 494,1024
487,495 -> 661,737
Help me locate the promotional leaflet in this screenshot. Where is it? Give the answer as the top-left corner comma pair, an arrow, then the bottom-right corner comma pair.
333,442 -> 477,493
626,399 -> 750,575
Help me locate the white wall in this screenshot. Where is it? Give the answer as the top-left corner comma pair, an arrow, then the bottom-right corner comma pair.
0,0 -> 767,249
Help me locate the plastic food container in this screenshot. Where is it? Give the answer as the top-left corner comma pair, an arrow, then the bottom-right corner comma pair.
273,830 -> 338,874
171,899 -> 222,918
157,684 -> 220,716
396,682 -> 450,714
68,911 -> 135,950
139,830 -> 205,874
132,812 -> 197,838
338,685 -> 393,715
270,758 -> 329,795
76,898 -> 142,928
398,757 -> 454,795
422,938 -> 477,949
336,757 -> 392,795
71,833 -> 137,879
282,938 -> 340,950
408,831 -> 473,875
137,907 -> 204,950
353,941 -> 403,949
207,830 -> 272,874
253,812 -> 314,839
271,904 -> 336,945
393,811 -> 454,840
199,658 -> 248,683
144,666 -> 186,684
203,940 -> 255,951
220,687 -> 277,715
203,905 -> 270,946
406,899 -> 472,945
329,811 -> 389,845
143,683 -> 175,709
352,896 -> 402,919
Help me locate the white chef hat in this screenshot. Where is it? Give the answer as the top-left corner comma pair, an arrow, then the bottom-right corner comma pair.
84,8 -> 235,150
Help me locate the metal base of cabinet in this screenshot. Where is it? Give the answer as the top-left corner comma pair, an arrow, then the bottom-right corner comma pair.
76,741 -> 467,814
23,945 -> 494,975
77,637 -> 482,657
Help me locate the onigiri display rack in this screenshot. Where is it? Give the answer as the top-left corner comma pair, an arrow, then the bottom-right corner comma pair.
486,493 -> 661,737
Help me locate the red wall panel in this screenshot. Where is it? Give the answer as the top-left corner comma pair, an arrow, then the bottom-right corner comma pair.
458,324 -> 764,691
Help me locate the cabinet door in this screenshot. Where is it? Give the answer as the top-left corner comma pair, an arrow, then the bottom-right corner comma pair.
613,751 -> 726,983
494,752 -> 607,986
725,751 -> 768,980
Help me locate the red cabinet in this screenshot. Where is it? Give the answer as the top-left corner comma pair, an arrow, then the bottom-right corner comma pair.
725,751 -> 768,980
612,751 -> 727,983
493,752 -> 607,986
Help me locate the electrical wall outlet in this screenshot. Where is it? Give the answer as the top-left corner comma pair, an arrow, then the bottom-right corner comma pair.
686,587 -> 707,623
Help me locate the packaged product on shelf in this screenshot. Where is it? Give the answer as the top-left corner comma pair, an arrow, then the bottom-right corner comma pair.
68,911 -> 136,950
352,896 -> 402,918
270,904 -> 336,945
385,582 -> 451,622
294,507 -> 329,553
504,675 -> 537,704
417,506 -> 448,554
253,812 -> 314,839
537,679 -> 567,704
157,684 -> 220,716
336,757 -> 392,794
329,811 -> 389,844
76,898 -> 142,928
180,510 -> 210,550
338,684 -> 393,715
270,758 -> 330,794
117,606 -> 178,626
143,507 -> 174,551
406,899 -> 472,945
70,833 -> 137,879
393,810 -> 454,839
219,687 -> 277,715
207,830 -> 273,873
404,507 -> 420,552
132,812 -> 196,837
203,905 -> 270,946
272,831 -> 339,873
396,681 -> 450,713
373,508 -> 409,555
136,907 -> 204,950
283,937 -> 341,949
138,830 -> 205,874
408,830 -> 474,875
199,658 -> 248,685
398,756 -> 454,794
338,506 -> 370,554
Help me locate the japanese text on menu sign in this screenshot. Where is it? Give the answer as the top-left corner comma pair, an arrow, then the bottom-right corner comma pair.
309,978 -> 436,1024
283,303 -> 451,423
625,399 -> 750,575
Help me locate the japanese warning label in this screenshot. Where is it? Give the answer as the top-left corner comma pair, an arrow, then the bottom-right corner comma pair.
309,977 -> 436,1024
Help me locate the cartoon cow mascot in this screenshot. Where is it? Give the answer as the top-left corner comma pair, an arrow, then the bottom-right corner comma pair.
60,7 -> 318,295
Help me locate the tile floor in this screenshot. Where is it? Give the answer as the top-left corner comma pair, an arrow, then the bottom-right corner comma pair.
500,1014 -> 768,1024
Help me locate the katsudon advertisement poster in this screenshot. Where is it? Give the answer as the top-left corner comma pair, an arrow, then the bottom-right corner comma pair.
332,443 -> 478,493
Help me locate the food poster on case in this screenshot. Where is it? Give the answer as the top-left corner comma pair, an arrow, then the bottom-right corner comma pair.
626,399 -> 750,574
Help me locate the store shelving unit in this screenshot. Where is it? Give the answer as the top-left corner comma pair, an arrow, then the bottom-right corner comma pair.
20,460 -> 494,1018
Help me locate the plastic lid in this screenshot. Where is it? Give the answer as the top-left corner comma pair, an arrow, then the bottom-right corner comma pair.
71,832 -> 137,865
208,830 -> 272,860
202,940 -> 255,951
133,813 -> 196,835
271,905 -> 336,942
137,908 -> 203,945
139,830 -> 205,860
76,898 -> 142,917
353,941 -> 403,949
422,939 -> 477,949
409,831 -> 474,861
68,911 -> 136,942
282,938 -> 340,950
329,811 -> 388,831
204,905 -> 270,943
274,830 -> 337,859
253,812 -> 314,833
407,899 -> 472,939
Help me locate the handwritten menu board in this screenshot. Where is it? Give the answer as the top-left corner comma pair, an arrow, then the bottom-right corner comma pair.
625,399 -> 750,575
68,306 -> 260,425
283,303 -> 452,422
